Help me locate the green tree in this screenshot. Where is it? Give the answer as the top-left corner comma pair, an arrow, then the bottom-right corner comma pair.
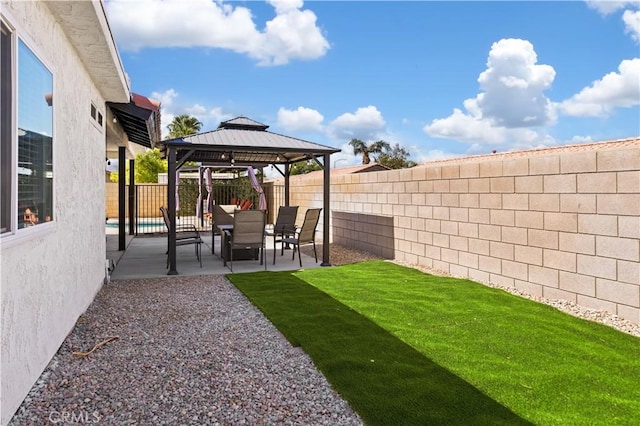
166,114 -> 202,139
290,159 -> 322,175
377,143 -> 417,170
349,138 -> 391,164
135,148 -> 168,183
110,148 -> 167,183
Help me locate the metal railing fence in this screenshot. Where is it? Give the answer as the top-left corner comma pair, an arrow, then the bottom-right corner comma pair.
109,182 -> 285,235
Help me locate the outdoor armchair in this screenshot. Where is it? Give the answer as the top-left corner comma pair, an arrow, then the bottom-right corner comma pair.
212,204 -> 234,229
160,206 -> 203,267
224,209 -> 266,272
267,205 -> 299,265
281,208 -> 322,268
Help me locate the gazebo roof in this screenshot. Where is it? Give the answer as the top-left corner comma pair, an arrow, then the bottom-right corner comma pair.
218,116 -> 269,131
159,116 -> 340,166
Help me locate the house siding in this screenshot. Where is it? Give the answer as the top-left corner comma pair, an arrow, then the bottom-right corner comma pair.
1,2 -> 110,423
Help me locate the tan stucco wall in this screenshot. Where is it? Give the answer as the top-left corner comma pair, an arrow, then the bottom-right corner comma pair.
0,3 -> 117,423
287,139 -> 640,326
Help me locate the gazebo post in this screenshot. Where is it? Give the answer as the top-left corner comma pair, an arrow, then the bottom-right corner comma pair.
118,147 -> 126,251
128,160 -> 135,236
167,147 -> 178,275
199,166 -> 204,228
321,153 -> 331,266
284,163 -> 290,206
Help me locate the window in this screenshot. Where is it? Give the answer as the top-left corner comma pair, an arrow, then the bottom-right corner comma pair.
1,17 -> 54,235
90,102 -> 103,129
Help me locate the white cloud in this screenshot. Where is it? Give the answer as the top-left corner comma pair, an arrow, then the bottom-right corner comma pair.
184,105 -> 233,132
586,1 -> 638,16
623,9 -> 640,42
587,1 -> 640,43
557,58 -> 640,117
268,0 -> 304,14
424,107 -> 552,150
332,145 -> 362,167
151,88 -> 232,137
425,109 -> 506,144
186,104 -> 208,116
413,149 -> 459,164
567,135 -> 594,144
152,88 -> 178,108
257,2 -> 329,65
328,106 -> 387,141
209,107 -> 232,126
471,38 -> 556,128
423,39 -> 557,150
105,0 -> 329,66
277,107 -> 324,132
152,89 -> 179,137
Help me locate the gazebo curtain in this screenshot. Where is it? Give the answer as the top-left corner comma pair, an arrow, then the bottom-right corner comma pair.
205,168 -> 213,214
247,166 -> 267,210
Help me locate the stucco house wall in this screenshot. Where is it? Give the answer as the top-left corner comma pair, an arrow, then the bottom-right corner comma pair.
286,139 -> 640,326
0,2 -> 129,423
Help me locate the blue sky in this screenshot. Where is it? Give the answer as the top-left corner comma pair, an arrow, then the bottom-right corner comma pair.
105,0 -> 640,167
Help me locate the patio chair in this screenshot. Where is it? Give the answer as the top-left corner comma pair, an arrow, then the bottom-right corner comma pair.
281,208 -> 322,268
160,206 -> 203,267
266,205 -> 299,264
213,204 -> 234,231
211,204 -> 235,254
224,209 -> 266,272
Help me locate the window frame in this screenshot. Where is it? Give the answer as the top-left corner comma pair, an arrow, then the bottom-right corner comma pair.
1,18 -> 15,236
1,12 -> 56,247
90,101 -> 104,132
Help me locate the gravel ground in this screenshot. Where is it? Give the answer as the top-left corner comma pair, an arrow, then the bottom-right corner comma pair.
11,244 -> 638,425
303,243 -> 640,338
10,276 -> 363,426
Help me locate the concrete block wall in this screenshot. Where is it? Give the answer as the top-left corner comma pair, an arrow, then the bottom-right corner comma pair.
105,183 -> 167,219
105,181 -> 120,219
333,211 -> 395,259
287,139 -> 640,325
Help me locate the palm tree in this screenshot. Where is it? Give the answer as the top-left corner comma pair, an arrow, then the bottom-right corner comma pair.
166,114 -> 203,139
349,138 -> 391,164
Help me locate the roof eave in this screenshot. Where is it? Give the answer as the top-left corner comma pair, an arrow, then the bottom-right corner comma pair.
107,96 -> 161,149
46,0 -> 129,103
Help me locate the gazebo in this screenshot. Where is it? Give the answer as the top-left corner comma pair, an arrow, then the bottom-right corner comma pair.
158,116 -> 341,274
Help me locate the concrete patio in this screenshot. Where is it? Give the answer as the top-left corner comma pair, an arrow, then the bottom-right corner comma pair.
106,232 -> 322,280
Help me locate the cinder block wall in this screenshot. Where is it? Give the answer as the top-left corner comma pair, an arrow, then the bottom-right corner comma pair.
288,139 -> 640,325
105,182 -> 120,219
105,183 -> 167,219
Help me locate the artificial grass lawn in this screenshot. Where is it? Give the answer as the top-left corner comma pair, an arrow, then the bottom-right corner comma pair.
228,261 -> 640,425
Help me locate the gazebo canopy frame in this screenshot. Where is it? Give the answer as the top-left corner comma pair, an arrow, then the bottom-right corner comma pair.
158,116 -> 340,274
